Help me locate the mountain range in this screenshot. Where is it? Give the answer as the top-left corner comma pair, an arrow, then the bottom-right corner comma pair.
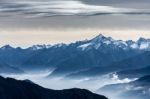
0,34 -> 150,77
65,51 -> 150,78
0,34 -> 150,99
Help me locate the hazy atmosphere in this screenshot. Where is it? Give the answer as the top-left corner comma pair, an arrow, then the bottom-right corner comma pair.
0,1 -> 150,99
0,0 -> 150,47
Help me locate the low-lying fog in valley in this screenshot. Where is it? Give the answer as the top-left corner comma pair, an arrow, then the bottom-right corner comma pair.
0,70 -> 136,99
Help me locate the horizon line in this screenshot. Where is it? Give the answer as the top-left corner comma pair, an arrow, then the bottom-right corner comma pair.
1,34 -> 149,49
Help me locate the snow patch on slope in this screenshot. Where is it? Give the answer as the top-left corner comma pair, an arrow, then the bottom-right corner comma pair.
78,43 -> 92,50
140,43 -> 149,49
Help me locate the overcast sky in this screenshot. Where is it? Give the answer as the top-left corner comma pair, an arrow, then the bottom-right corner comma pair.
0,0 -> 150,47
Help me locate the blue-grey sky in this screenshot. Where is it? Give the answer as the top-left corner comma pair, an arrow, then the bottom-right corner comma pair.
0,0 -> 150,47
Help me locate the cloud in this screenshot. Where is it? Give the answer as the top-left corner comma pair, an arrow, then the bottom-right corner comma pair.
0,0 -> 149,18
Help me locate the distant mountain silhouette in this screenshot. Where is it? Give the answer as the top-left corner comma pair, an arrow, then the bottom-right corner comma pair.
0,76 -> 108,99
64,51 -> 150,78
117,65 -> 150,79
0,60 -> 24,74
0,45 -> 39,67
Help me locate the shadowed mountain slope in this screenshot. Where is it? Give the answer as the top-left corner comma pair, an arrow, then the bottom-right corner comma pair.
0,76 -> 108,99
117,65 -> 150,79
64,51 -> 150,78
0,61 -> 24,74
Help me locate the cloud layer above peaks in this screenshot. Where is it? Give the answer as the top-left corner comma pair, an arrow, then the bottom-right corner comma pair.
0,0 -> 150,18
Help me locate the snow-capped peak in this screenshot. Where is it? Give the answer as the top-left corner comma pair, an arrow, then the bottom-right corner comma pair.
91,34 -> 113,43
53,43 -> 66,48
28,44 -> 52,50
137,38 -> 150,50
1,45 -> 14,50
78,34 -> 150,51
0,34 -> 150,51
138,37 -> 148,42
78,34 -> 114,50
30,45 -> 45,50
92,34 -> 106,41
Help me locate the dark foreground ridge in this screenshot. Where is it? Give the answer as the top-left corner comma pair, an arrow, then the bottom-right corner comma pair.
0,76 -> 108,99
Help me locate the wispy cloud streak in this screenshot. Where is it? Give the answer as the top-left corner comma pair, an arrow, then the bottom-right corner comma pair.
0,0 -> 149,18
